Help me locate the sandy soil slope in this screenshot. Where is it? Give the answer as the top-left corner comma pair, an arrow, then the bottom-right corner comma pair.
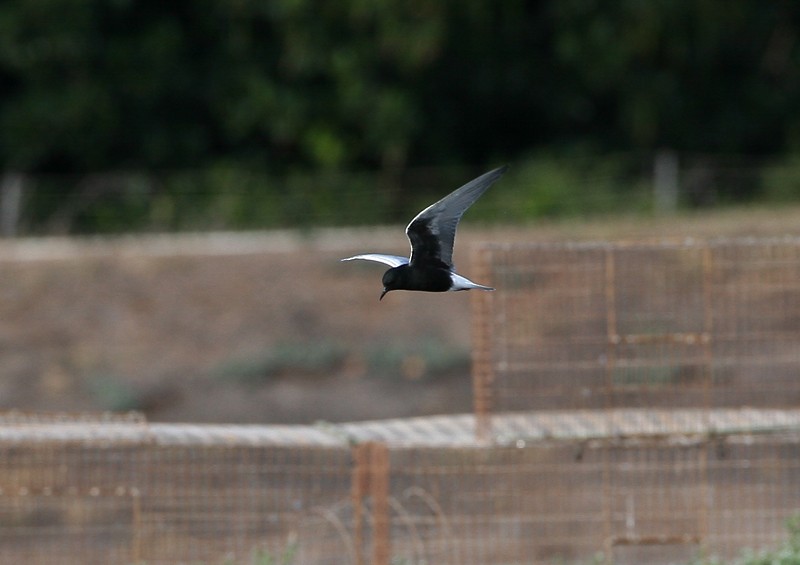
1,205 -> 799,424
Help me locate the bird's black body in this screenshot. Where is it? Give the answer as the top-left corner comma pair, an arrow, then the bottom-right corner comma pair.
342,166 -> 508,300
382,264 -> 453,298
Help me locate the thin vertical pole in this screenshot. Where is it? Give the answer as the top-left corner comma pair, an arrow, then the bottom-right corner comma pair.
698,244 -> 715,551
471,245 -> 495,442
654,150 -> 679,214
602,247 -> 618,558
0,173 -> 24,237
351,444 -> 370,565
701,245 -> 715,417
604,247 -> 619,411
131,487 -> 142,564
369,443 -> 391,565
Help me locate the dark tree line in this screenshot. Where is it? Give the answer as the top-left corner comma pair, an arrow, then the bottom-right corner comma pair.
1,1 -> 799,232
3,0 -> 799,173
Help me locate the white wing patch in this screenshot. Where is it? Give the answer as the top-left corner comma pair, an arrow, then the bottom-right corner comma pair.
340,254 -> 410,268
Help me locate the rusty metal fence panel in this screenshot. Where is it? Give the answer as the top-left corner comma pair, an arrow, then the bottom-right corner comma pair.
1,412 -> 800,564
0,413 -> 356,565
471,238 -> 800,432
4,237 -> 800,564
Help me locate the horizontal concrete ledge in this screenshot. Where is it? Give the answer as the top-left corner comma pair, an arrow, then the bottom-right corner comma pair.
0,408 -> 799,448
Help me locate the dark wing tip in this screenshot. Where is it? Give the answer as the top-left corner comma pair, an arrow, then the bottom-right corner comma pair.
479,164 -> 509,184
495,164 -> 509,174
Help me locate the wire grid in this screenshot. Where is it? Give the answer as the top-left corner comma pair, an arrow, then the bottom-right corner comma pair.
471,238 -> 800,431
380,433 -> 800,565
4,237 -> 800,564
0,416 -> 355,565
1,413 -> 799,564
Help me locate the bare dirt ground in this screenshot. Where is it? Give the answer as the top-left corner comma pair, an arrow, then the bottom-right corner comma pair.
2,205 -> 800,424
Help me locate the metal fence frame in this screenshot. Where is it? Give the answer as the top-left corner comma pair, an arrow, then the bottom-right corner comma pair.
3,237 -> 800,563
471,237 -> 800,437
1,411 -> 799,564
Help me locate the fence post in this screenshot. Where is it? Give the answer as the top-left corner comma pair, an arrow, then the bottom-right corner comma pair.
653,150 -> 679,214
131,487 -> 142,564
351,442 -> 391,565
471,245 -> 495,442
351,444 -> 369,565
369,442 -> 391,565
0,173 -> 24,237
603,246 -> 618,413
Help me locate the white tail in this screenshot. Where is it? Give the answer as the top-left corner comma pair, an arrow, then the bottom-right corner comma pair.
449,272 -> 495,292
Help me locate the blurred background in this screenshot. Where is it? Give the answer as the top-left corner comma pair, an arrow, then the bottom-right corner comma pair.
2,0 -> 800,424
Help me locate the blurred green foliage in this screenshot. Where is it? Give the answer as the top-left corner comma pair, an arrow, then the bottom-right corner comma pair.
213,341 -> 348,383
212,338 -> 469,384
762,158 -> 800,203
365,338 -> 470,380
2,1 -> 800,232
691,514 -> 800,565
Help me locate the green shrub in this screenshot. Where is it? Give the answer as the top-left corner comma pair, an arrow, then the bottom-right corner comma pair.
213,341 -> 347,383
476,152 -> 651,222
692,514 -> 800,565
762,157 -> 800,203
366,339 -> 470,380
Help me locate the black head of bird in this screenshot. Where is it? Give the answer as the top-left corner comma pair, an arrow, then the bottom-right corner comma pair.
380,265 -> 406,300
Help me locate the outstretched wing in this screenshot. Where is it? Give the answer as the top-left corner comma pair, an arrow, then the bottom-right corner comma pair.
406,165 -> 507,268
340,254 -> 410,268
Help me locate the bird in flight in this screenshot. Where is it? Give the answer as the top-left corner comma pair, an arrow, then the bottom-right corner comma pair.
342,166 -> 507,300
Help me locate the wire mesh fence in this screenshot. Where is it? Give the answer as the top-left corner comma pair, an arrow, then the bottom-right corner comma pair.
471,237 -> 800,434
1,411 -> 799,564
3,236 -> 800,564
0,413 -> 355,565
